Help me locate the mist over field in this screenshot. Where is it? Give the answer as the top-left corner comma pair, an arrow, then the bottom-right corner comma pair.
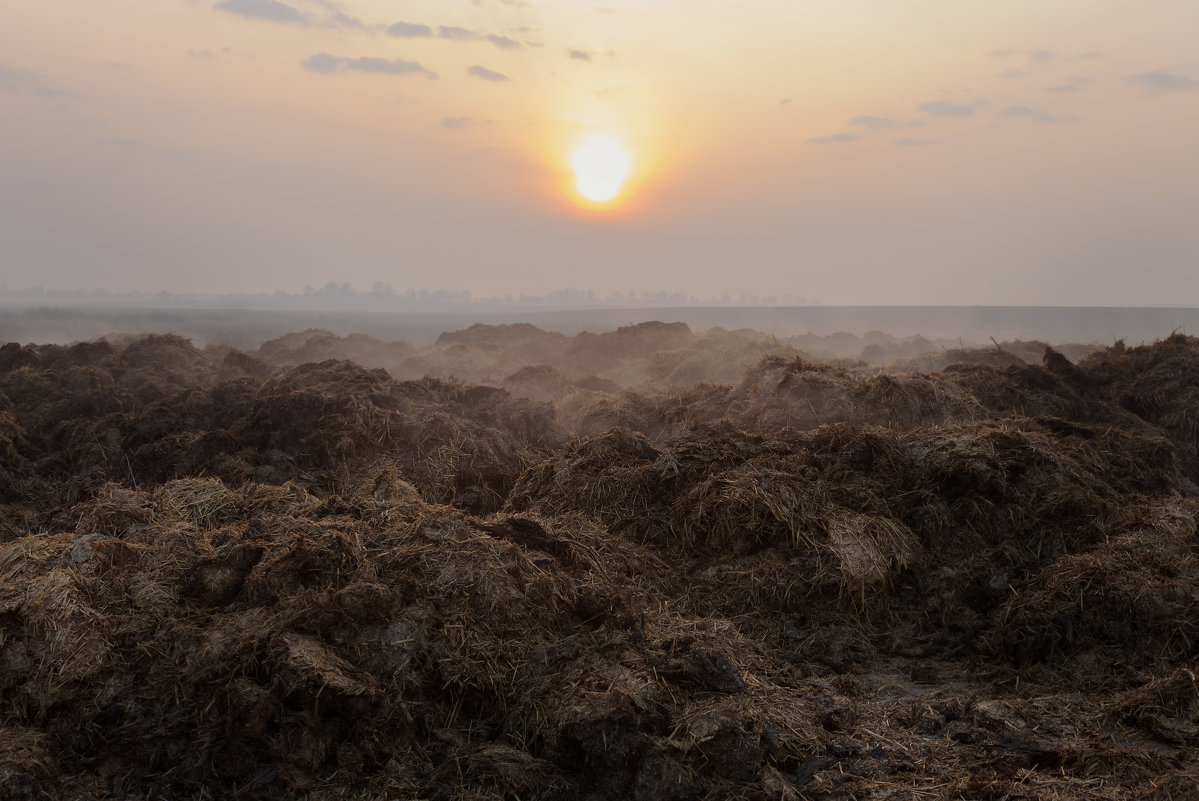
4,299 -> 1199,352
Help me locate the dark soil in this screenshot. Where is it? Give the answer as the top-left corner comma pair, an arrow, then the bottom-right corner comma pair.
1,330 -> 1197,800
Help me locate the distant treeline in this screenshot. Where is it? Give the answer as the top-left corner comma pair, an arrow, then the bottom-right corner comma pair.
0,284 -> 822,311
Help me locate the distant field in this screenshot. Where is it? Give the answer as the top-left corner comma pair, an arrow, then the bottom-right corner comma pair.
2,304 -> 1198,349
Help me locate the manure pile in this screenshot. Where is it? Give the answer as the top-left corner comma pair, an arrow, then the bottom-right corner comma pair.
1,331 -> 1198,800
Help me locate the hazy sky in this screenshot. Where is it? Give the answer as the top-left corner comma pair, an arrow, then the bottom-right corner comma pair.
2,0 -> 1198,304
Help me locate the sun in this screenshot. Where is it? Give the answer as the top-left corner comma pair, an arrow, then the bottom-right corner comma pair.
570,136 -> 631,204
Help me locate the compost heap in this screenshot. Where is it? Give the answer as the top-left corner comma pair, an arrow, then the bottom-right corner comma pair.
1,331 -> 1198,800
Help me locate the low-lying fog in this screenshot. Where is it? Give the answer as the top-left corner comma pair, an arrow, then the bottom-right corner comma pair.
2,304 -> 1197,354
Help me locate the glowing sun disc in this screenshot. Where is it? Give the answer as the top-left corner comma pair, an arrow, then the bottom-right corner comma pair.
571,136 -> 630,203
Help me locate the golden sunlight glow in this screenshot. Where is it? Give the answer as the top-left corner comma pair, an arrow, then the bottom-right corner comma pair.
570,136 -> 631,203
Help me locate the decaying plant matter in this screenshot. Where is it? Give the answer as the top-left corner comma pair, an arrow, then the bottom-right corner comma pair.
1,330 -> 1197,799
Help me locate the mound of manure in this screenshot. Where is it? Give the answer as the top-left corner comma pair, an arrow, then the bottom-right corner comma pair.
2,331 -> 1198,799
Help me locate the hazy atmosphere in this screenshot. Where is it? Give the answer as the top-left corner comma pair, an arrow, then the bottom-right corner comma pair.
8,5 -> 1199,799
3,0 -> 1198,305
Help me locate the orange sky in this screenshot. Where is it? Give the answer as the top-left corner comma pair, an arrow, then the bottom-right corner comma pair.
2,0 -> 1197,304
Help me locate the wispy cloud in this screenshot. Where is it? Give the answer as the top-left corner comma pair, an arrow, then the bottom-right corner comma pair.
214,0 -> 305,24
302,53 -> 438,79
466,65 -> 509,82
214,0 -> 364,29
486,34 -> 521,50
1130,71 -> 1199,95
895,138 -> 935,147
918,101 -> 975,117
992,48 -> 1055,63
386,22 -> 517,48
568,49 -> 592,61
386,21 -> 432,38
996,68 -> 1024,79
806,132 -> 857,145
441,116 -> 490,130
0,63 -> 70,98
1000,105 -> 1057,123
1046,76 -> 1091,94
849,115 -> 898,130
439,26 -> 478,41
189,47 -> 231,60
302,53 -> 341,73
309,0 -> 367,31
349,57 -> 436,77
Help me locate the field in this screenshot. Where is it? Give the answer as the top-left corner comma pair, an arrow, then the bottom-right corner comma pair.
2,322 -> 1198,800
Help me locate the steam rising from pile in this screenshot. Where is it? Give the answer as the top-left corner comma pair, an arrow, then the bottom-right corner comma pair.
1,327 -> 1198,799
